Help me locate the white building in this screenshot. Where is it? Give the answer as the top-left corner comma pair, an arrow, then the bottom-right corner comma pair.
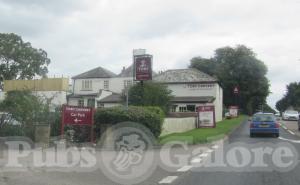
68,66 -> 133,108
68,66 -> 223,121
153,69 -> 223,122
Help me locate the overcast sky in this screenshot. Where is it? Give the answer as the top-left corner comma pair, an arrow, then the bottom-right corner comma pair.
1,0 -> 300,109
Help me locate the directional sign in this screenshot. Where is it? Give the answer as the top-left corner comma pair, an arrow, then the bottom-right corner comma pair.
62,105 -> 94,125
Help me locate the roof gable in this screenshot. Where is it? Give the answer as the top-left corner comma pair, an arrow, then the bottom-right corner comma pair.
72,67 -> 117,79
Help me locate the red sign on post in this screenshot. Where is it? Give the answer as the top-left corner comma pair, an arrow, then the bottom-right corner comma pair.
233,86 -> 239,94
134,55 -> 152,81
61,105 -> 94,142
197,105 -> 216,128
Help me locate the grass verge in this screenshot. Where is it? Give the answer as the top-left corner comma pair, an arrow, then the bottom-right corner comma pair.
159,115 -> 247,145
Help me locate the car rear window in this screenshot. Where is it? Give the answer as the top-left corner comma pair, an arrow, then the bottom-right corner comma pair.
253,114 -> 275,122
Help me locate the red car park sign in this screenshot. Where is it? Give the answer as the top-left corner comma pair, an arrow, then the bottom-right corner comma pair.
62,106 -> 93,125
134,55 -> 152,81
197,105 -> 216,128
233,86 -> 239,94
61,105 -> 95,142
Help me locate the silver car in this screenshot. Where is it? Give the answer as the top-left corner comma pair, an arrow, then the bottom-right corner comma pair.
282,110 -> 299,121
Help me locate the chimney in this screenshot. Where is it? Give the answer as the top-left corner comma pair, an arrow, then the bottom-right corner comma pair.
122,66 -> 126,72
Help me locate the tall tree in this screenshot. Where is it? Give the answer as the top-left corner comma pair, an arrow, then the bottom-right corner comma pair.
276,82 -> 300,112
0,33 -> 50,87
126,82 -> 173,113
190,57 -> 217,76
190,45 -> 270,114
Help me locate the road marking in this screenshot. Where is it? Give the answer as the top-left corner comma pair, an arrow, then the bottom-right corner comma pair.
177,165 -> 193,172
199,153 -> 209,158
191,158 -> 202,163
159,176 -> 178,184
288,130 -> 296,135
278,136 -> 300,143
212,145 -> 219,149
282,126 -> 287,130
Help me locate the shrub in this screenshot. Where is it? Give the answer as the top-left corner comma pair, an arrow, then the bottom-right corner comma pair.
94,106 -> 164,138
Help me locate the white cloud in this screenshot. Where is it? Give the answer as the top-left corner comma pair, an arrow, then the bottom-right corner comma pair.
1,0 -> 300,108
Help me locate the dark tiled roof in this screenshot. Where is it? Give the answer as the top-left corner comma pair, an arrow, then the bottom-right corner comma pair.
72,67 -> 117,79
171,96 -> 215,103
153,68 -> 217,83
98,93 -> 122,103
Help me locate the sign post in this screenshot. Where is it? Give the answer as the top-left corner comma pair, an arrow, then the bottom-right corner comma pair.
197,105 -> 216,128
61,105 -> 95,142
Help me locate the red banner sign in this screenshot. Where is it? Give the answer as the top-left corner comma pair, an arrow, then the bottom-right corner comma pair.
62,105 -> 94,125
134,55 -> 152,81
197,105 -> 216,128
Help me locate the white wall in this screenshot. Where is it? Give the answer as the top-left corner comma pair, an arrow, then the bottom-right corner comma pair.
73,77 -> 134,95
166,83 -> 216,97
0,91 -> 5,101
35,91 -> 67,106
161,117 -> 196,136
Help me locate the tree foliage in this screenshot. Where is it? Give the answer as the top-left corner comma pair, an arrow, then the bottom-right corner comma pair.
126,82 -> 173,113
190,45 -> 270,114
0,90 -> 54,139
276,82 -> 300,112
0,33 -> 50,86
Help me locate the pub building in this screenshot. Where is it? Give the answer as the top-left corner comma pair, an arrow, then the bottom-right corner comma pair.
68,66 -> 223,122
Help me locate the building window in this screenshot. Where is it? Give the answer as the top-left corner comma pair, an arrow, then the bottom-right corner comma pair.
179,106 -> 187,112
78,99 -> 84,107
186,105 -> 196,112
123,80 -> 132,89
97,102 -> 104,108
171,105 -> 177,112
104,80 -> 109,89
87,99 -> 95,107
81,80 -> 92,90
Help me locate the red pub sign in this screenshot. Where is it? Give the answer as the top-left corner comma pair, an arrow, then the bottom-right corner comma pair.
134,55 -> 152,81
197,105 -> 216,128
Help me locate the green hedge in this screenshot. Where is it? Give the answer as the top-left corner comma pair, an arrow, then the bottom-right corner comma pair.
94,106 -> 165,138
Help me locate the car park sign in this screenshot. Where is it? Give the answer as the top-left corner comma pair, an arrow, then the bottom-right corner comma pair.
229,106 -> 239,117
62,105 -> 94,125
61,105 -> 95,142
197,105 -> 216,128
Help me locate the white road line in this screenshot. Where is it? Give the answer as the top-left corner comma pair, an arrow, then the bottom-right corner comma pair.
159,176 -> 178,184
198,153 -> 209,158
191,158 -> 202,163
282,126 -> 287,130
177,165 -> 193,172
212,145 -> 219,149
288,130 -> 296,135
279,136 -> 300,143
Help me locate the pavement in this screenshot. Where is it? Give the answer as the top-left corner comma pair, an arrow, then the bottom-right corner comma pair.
1,119 -> 300,185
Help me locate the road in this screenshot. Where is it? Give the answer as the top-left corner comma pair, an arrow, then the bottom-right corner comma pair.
1,120 -> 300,185
171,120 -> 300,185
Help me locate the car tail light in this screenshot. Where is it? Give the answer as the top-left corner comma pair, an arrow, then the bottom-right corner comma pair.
275,123 -> 280,128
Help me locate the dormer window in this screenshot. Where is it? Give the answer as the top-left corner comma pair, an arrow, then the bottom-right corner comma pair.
104,80 -> 109,90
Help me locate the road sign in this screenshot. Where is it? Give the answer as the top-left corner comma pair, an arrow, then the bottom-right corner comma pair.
134,55 -> 152,81
197,105 -> 216,128
62,105 -> 94,125
61,105 -> 95,142
233,86 -> 239,94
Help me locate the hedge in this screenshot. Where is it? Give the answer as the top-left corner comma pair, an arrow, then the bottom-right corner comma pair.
94,106 -> 165,138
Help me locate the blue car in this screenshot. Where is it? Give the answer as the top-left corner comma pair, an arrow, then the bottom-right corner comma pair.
249,113 -> 280,137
